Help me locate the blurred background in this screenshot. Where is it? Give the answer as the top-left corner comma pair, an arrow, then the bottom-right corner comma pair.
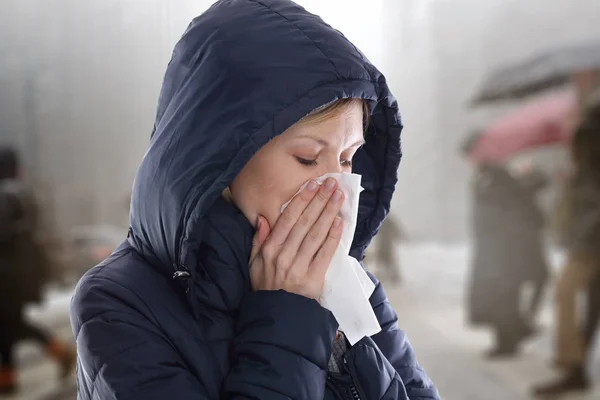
1,0 -> 599,398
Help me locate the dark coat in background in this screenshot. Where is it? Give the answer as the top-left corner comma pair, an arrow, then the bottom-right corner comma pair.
468,165 -> 548,327
70,1 -> 439,399
567,88 -> 600,261
0,149 -> 49,327
571,88 -> 600,346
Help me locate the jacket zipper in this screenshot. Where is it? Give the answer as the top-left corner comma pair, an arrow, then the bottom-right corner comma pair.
327,374 -> 359,400
343,358 -> 364,400
349,385 -> 361,400
326,375 -> 344,399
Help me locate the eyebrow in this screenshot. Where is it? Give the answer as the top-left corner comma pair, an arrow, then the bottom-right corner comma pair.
296,135 -> 365,148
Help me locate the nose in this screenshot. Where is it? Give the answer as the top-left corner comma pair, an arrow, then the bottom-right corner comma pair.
321,159 -> 344,175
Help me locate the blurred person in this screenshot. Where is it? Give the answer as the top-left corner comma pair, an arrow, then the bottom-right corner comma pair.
69,1 -> 439,400
371,216 -> 406,284
534,73 -> 600,396
573,70 -> 600,357
0,146 -> 75,394
466,163 -> 548,359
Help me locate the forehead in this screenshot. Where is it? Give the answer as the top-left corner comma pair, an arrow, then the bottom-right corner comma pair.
284,102 -> 364,143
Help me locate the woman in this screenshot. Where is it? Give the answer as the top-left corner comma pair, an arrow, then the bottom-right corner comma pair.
467,164 -> 547,358
71,1 -> 439,399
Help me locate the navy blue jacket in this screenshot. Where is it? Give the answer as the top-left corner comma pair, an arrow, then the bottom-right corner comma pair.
70,1 -> 439,399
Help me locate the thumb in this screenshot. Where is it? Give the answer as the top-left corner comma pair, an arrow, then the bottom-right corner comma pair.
250,215 -> 270,262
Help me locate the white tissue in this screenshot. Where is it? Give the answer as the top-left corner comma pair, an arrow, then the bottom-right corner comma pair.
280,173 -> 381,345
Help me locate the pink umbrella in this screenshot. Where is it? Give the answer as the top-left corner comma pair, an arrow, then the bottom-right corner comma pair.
470,92 -> 577,163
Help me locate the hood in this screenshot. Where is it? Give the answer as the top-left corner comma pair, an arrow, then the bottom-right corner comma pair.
129,0 -> 403,281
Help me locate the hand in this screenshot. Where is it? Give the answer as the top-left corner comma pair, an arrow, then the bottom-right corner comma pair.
249,178 -> 344,300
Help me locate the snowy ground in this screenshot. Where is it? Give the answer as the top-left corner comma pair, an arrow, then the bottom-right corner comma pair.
376,243 -> 599,400
3,243 -> 599,399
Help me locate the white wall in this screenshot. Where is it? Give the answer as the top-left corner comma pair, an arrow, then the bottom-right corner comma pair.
380,0 -> 442,240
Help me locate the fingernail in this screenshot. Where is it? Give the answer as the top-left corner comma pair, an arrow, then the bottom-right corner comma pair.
333,217 -> 342,228
307,180 -> 319,192
325,178 -> 336,190
256,217 -> 262,230
332,189 -> 343,202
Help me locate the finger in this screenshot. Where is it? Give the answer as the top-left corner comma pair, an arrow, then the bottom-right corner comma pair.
309,216 -> 343,282
276,178 -> 339,273
295,188 -> 344,267
264,179 -> 320,250
250,215 -> 270,262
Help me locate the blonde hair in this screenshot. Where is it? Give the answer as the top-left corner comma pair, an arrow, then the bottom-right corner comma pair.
299,98 -> 369,128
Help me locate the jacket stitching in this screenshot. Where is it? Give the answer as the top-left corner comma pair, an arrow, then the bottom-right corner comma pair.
249,0 -> 341,80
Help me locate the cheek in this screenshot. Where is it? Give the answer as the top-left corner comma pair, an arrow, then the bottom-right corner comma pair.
231,150 -> 322,227
257,161 -> 309,225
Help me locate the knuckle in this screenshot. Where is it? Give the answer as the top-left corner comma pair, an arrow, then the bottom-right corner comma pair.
306,228 -> 321,243
329,196 -> 344,211
316,190 -> 330,203
298,187 -> 315,201
324,206 -> 342,220
325,231 -> 341,247
276,252 -> 292,270
261,243 -> 277,262
280,209 -> 295,224
318,245 -> 333,259
321,236 -> 339,255
298,213 -> 312,228
287,268 -> 304,282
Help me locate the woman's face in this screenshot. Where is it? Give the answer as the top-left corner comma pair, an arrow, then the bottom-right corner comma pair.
230,101 -> 365,228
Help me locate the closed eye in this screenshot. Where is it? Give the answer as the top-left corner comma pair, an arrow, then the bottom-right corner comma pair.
296,157 -> 318,166
295,157 -> 353,168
